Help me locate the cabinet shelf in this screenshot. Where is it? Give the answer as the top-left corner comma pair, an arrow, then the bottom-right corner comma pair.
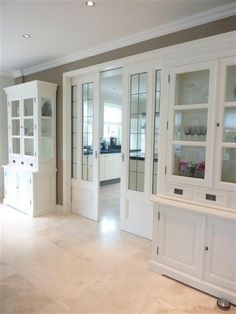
174,103 -> 208,110
41,116 -> 52,119
172,141 -> 206,147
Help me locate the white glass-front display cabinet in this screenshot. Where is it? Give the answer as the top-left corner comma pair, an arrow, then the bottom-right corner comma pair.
166,62 -> 215,188
3,81 -> 57,216
163,58 -> 236,211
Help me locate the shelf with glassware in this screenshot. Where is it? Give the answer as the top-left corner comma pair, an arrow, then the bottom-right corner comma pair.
3,81 -> 57,216
164,59 -> 236,212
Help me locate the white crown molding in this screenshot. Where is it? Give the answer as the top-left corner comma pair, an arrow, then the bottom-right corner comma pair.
16,2 -> 236,77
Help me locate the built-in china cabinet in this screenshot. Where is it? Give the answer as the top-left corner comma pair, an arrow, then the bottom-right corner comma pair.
150,54 -> 236,305
3,81 -> 57,216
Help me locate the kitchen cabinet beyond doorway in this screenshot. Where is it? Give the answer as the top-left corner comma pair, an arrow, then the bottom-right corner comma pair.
100,153 -> 121,181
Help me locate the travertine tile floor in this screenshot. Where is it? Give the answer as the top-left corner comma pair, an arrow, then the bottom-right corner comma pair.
0,201 -> 235,314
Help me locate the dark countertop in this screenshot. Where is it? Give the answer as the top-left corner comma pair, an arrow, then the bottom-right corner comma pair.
100,148 -> 121,154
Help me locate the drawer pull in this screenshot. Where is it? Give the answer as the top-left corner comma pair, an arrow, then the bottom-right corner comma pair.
174,188 -> 183,195
30,163 -> 33,167
206,194 -> 216,201
21,161 -> 24,165
13,160 -> 16,163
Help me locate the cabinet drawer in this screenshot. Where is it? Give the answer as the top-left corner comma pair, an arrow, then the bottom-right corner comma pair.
229,193 -> 236,210
193,188 -> 228,207
165,184 -> 192,200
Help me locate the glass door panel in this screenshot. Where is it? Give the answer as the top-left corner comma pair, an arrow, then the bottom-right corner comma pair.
24,138 -> 34,156
41,98 -> 52,116
173,145 -> 206,179
221,148 -> 236,183
40,97 -> 52,160
225,65 -> 236,102
24,98 -> 34,116
223,107 -> 236,142
41,119 -> 52,137
152,69 -> 161,194
175,69 -> 209,105
11,100 -> 20,117
170,66 -> 210,184
24,118 -> 34,136
128,72 -> 147,192
12,138 -> 20,154
12,120 -> 20,136
174,109 -> 208,142
219,61 -> 236,186
82,82 -> 94,182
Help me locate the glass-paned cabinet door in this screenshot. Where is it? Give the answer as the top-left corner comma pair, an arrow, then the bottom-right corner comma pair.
168,63 -> 213,185
217,58 -> 236,189
10,99 -> 21,155
128,72 -> 147,192
22,98 -> 34,157
40,97 -> 53,159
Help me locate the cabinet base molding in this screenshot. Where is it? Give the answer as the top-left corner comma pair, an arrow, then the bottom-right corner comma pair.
149,260 -> 236,305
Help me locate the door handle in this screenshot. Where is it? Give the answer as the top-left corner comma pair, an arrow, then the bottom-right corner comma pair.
95,150 -> 98,159
122,153 -> 125,162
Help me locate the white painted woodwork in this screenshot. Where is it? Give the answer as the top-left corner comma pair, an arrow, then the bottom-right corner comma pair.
150,204 -> 236,304
62,32 -> 236,303
100,153 -> 121,181
71,73 -> 100,221
3,81 -> 57,216
157,206 -> 205,277
204,216 -> 236,292
120,63 -> 157,240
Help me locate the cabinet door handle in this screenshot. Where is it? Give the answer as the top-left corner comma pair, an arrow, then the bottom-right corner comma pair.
205,246 -> 209,251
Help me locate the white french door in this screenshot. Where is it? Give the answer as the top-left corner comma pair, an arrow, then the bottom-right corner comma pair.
120,63 -> 155,239
71,73 -> 100,221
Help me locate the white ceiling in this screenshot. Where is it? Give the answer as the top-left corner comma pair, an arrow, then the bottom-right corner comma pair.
1,0 -> 235,75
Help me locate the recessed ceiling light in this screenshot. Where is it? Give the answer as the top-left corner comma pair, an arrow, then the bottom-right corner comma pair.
86,1 -> 95,7
22,34 -> 31,38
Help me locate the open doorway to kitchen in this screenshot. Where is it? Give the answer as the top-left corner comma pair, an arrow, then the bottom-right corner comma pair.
99,68 -> 123,229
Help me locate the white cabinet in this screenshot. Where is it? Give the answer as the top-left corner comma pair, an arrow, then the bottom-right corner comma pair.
156,206 -> 205,277
4,168 -> 32,214
100,153 -> 121,181
150,203 -> 236,304
3,81 -> 57,216
164,56 -> 236,212
204,217 -> 236,293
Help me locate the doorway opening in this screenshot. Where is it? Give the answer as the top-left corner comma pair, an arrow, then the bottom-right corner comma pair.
99,68 -> 123,229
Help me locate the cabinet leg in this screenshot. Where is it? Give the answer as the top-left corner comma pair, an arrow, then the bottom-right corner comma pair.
217,299 -> 231,311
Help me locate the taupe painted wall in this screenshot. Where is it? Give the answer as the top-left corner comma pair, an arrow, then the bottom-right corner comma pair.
16,16 -> 236,205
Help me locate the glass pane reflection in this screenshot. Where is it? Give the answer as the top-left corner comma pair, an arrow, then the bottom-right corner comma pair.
173,145 -> 206,179
221,148 -> 236,183
223,107 -> 236,143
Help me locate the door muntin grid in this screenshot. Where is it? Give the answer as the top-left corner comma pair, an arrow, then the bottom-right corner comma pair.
128,72 -> 147,192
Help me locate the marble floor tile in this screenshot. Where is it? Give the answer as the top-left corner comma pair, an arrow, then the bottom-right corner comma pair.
0,273 -> 53,314
0,201 -> 236,314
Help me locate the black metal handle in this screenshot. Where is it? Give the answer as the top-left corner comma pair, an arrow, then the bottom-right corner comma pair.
205,246 -> 209,251
216,123 -> 220,127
